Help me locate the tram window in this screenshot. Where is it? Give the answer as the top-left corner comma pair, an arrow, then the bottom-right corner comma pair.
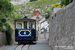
16,23 -> 22,29
32,22 -> 35,29
24,22 -> 27,29
29,22 -> 35,29
29,22 -> 32,28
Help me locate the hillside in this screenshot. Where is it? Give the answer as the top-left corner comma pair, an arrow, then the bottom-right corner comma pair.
26,0 -> 60,6
14,0 -> 60,18
14,0 -> 60,9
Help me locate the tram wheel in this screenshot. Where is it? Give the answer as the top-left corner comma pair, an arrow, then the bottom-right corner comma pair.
29,41 -> 32,44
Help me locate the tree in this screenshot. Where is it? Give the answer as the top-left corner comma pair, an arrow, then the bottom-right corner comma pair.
0,0 -> 14,45
61,0 -> 73,6
0,0 -> 14,15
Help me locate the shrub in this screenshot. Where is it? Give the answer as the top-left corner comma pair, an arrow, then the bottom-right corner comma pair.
1,18 -> 6,23
0,15 -> 6,31
61,0 -> 73,6
38,27 -> 39,31
52,16 -> 53,19
5,23 -> 13,45
45,11 -> 50,19
51,3 -> 61,10
0,23 -> 3,31
0,15 -> 13,45
0,27 -> 2,31
0,0 -> 14,14
55,13 -> 56,17
0,22 -> 3,27
0,0 -> 13,45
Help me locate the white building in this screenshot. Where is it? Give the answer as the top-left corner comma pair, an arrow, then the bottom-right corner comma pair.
31,9 -> 49,33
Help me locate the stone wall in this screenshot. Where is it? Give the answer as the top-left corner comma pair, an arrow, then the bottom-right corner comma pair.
0,32 -> 7,46
49,1 -> 75,50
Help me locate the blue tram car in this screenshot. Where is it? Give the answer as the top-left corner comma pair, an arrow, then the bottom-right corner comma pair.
15,16 -> 37,44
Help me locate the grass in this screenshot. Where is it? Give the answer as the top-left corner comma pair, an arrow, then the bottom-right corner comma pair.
38,0 -> 60,4
14,0 -> 60,9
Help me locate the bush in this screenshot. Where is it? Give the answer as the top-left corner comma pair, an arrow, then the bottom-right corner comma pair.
55,13 -> 56,17
0,27 -> 2,31
61,0 -> 73,6
1,18 -> 6,23
0,22 -> 3,27
0,0 -> 14,14
0,16 -> 13,45
5,23 -> 13,45
52,16 -> 53,19
51,3 -> 61,10
38,27 -> 39,31
0,23 -> 3,31
45,11 -> 50,19
0,0 -> 13,45
0,15 -> 6,31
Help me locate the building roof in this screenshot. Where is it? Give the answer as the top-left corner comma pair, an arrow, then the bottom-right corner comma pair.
31,15 -> 44,21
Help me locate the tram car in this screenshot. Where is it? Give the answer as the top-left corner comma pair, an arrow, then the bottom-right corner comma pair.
15,16 -> 37,44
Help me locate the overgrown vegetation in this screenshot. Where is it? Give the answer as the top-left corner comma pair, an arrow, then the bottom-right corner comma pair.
38,27 -> 39,31
14,0 -> 60,11
14,0 -> 60,17
61,0 -> 73,6
45,11 -> 50,19
0,15 -> 6,31
50,0 -> 73,12
0,0 -> 14,15
30,0 -> 37,2
0,0 -> 14,45
26,0 -> 60,11
13,0 -> 73,19
5,23 -> 13,45
51,3 -> 61,10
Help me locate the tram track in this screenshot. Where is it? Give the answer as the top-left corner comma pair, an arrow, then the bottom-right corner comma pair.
14,45 -> 19,50
14,45 -> 30,50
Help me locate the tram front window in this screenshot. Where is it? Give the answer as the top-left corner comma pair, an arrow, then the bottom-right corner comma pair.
32,23 -> 35,29
29,22 -> 35,29
16,23 -> 22,29
29,22 -> 32,28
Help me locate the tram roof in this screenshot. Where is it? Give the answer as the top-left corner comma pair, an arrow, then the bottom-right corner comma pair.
15,16 -> 36,22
